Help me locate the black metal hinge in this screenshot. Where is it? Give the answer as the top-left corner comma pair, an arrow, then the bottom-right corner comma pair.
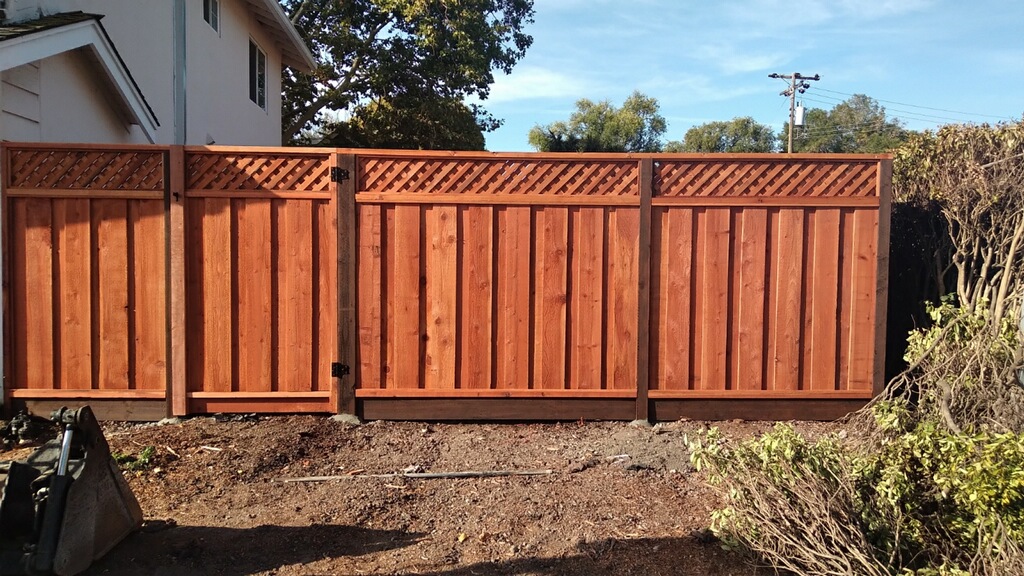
330,167 -> 350,182
331,362 -> 351,378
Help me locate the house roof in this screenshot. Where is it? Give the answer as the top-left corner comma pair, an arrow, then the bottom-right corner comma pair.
0,11 -> 159,142
243,0 -> 317,72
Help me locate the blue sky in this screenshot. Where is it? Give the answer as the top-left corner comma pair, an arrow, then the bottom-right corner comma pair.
477,0 -> 1024,152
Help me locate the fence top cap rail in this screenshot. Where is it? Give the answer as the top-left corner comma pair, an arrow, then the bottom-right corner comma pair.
1,141 -> 169,152
186,145 -> 339,155
0,143 -> 891,162
340,148 -> 892,162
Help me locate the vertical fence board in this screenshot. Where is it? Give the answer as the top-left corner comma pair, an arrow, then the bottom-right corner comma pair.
534,208 -> 568,390
495,206 -> 532,389
700,208 -> 731,391
236,199 -> 272,392
200,198 -> 232,393
771,209 -> 804,391
94,200 -> 130,389
653,208 -> 693,391
54,199 -> 91,390
391,205 -> 422,389
13,199 -> 53,389
810,209 -> 841,390
607,208 -> 639,391
569,207 -> 604,390
277,200 -> 314,393
690,209 -> 706,390
357,204 -> 383,389
848,209 -> 878,391
837,209 -> 855,390
735,209 -> 767,391
132,199 -> 166,391
318,196 -> 338,394
459,206 -> 493,389
425,205 -> 457,389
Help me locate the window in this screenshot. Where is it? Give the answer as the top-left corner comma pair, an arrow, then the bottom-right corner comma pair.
203,0 -> 219,31
249,39 -> 267,110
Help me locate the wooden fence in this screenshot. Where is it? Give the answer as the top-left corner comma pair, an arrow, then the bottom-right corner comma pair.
1,144 -> 890,421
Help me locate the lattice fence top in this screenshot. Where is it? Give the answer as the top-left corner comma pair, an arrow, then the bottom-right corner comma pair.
359,157 -> 640,196
655,160 -> 879,198
187,153 -> 332,191
6,149 -> 164,190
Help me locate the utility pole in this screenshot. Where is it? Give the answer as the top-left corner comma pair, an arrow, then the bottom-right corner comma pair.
768,72 -> 820,153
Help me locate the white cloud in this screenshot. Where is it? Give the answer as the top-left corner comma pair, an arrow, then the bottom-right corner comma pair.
693,44 -> 789,75
482,66 -> 600,104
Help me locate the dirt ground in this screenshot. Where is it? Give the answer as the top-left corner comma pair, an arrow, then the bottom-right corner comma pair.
3,415 -> 837,575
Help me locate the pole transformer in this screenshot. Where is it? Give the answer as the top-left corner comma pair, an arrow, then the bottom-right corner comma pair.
768,72 -> 820,153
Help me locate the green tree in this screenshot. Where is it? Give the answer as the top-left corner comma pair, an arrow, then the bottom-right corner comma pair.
528,91 -> 667,152
282,0 -> 534,144
670,116 -> 777,153
784,94 -> 911,153
317,90 -> 493,150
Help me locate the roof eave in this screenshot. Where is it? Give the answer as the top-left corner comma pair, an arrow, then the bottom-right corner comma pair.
247,0 -> 317,72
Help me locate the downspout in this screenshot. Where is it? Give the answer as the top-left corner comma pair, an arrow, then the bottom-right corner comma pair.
173,0 -> 186,144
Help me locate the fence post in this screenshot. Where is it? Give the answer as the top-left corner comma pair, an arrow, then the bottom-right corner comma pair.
336,153 -> 358,415
167,145 -> 187,416
873,158 -> 892,396
635,157 -> 653,422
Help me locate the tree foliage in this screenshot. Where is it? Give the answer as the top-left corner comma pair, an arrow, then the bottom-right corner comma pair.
894,121 -> 1024,323
282,0 -> 534,145
527,91 -> 666,152
316,91 -> 492,150
666,116 -> 777,153
785,94 -> 912,153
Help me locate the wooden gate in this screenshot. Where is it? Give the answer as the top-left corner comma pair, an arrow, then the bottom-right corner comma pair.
180,148 -> 339,414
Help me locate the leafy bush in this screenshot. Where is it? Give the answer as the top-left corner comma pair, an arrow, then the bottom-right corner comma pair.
690,420 -> 1024,575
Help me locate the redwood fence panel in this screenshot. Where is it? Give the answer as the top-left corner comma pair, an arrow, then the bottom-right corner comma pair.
2,144 -> 169,419
648,158 -> 883,399
1,144 -> 890,421
354,154 -> 642,404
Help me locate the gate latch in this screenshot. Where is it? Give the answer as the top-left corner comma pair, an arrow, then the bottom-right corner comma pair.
331,167 -> 350,182
331,362 -> 351,378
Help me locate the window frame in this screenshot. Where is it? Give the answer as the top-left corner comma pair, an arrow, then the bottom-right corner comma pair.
248,38 -> 268,111
203,0 -> 220,32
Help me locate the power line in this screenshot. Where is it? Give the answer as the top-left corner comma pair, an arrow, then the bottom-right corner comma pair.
797,96 -> 980,125
814,87 -> 1015,121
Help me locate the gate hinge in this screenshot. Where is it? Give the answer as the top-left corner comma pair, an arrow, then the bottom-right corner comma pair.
331,362 -> 351,378
330,167 -> 350,182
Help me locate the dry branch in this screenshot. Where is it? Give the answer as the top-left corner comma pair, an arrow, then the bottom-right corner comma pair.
273,469 -> 554,483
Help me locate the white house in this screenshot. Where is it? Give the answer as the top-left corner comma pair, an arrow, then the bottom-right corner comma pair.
0,0 -> 315,145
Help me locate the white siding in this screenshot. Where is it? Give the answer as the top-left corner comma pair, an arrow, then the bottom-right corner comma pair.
1,62 -> 41,140
185,0 -> 283,145
2,0 -> 294,145
38,50 -> 134,143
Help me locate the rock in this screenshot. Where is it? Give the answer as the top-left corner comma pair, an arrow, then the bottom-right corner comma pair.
330,413 -> 361,425
628,419 -> 652,429
157,417 -> 181,426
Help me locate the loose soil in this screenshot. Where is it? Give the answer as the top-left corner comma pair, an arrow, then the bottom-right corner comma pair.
3,415 -> 836,575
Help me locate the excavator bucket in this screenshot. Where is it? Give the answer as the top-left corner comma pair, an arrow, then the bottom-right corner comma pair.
0,406 -> 143,575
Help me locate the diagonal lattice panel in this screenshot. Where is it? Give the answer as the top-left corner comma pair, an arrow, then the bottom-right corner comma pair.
7,149 -> 164,190
187,153 -> 332,191
359,158 -> 640,196
655,160 -> 878,198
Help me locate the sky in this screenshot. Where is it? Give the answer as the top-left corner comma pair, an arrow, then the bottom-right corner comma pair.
477,0 -> 1024,152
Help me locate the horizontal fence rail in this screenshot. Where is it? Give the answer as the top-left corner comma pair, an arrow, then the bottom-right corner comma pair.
2,144 -> 891,421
